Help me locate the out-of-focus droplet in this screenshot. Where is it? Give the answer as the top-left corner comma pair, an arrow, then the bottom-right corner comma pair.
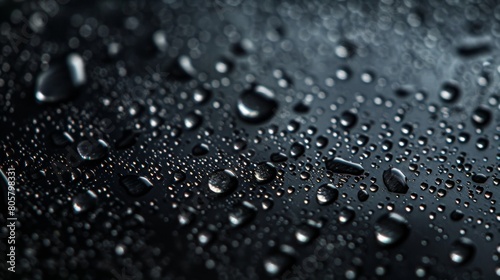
450,237 -> 476,265
471,106 -> 492,127
35,53 -> 86,103
374,213 -> 410,246
237,85 -> 278,124
228,201 -> 257,227
439,82 -> 460,103
339,206 -> 355,224
77,139 -> 110,161
119,175 -> 153,197
72,190 -> 98,214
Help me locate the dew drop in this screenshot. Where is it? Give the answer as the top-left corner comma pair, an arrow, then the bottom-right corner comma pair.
316,184 -> 339,205
77,139 -> 110,161
237,85 -> 278,124
383,168 -> 409,194
208,169 -> 238,194
374,212 -> 410,246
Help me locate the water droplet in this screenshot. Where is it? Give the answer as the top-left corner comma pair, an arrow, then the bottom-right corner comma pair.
450,237 -> 476,265
254,162 -> 277,184
72,190 -> 98,214
471,106 -> 492,127
450,209 -> 464,221
184,111 -> 203,130
270,152 -> 288,162
383,168 -> 409,194
315,136 -> 329,149
215,58 -> 234,74
472,173 -> 488,184
208,169 -> 237,194
374,212 -> 410,246
168,55 -> 196,80
295,223 -> 319,244
193,88 -> 212,104
316,184 -> 339,205
192,143 -> 210,156
233,138 -> 247,151
77,139 -> 110,161
439,82 -> 460,103
51,131 -> 74,147
289,143 -> 305,158
119,175 -> 153,197
228,201 -> 257,227
264,251 -> 293,276
237,85 -> 278,124
339,206 -> 355,224
35,53 -> 86,103
340,111 -> 358,129
325,158 -> 364,175
358,190 -> 369,202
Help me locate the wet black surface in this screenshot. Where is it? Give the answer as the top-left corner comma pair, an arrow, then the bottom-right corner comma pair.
1,0 -> 500,279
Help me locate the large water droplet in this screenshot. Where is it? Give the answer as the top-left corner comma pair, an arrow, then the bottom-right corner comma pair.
374,212 -> 410,246
316,184 -> 339,205
289,143 -> 305,158
340,111 -> 358,129
77,139 -> 110,161
264,251 -> 293,276
237,85 -> 278,124
208,169 -> 237,194
254,162 -> 277,184
383,168 -> 409,194
35,53 -> 86,103
449,237 -> 476,265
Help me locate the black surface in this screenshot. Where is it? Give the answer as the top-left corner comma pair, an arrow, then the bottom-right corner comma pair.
1,0 -> 500,279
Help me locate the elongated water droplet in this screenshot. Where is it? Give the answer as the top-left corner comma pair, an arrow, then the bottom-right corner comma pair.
325,158 -> 364,175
